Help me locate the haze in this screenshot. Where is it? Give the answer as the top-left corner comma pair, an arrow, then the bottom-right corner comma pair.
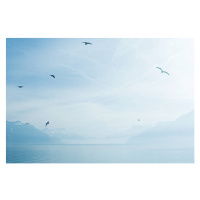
6,38 -> 194,137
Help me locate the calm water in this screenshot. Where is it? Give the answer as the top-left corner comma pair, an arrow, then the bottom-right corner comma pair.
6,144 -> 194,163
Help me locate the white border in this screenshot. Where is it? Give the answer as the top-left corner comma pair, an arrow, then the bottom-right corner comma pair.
1,1 -> 200,200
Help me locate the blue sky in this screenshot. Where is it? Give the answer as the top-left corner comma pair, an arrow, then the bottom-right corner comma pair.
6,38 -> 194,137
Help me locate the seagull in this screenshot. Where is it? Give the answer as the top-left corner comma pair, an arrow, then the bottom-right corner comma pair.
17,86 -> 24,88
82,42 -> 92,45
45,121 -> 49,127
156,67 -> 169,75
50,75 -> 55,78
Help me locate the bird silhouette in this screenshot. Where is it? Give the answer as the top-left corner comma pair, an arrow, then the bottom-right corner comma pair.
82,42 -> 92,45
50,75 -> 55,78
45,121 -> 49,127
17,86 -> 24,88
156,67 -> 169,75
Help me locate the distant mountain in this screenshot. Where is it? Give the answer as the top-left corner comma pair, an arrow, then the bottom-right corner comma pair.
6,111 -> 194,146
6,121 -> 111,145
42,128 -> 86,144
103,125 -> 151,144
6,121 -> 61,144
121,125 -> 152,136
128,111 -> 194,148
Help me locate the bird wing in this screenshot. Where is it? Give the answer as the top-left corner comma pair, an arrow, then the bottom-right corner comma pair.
163,71 -> 169,75
156,67 -> 162,71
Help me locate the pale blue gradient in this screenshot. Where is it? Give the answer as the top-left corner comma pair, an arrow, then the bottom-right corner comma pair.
6,38 -> 194,137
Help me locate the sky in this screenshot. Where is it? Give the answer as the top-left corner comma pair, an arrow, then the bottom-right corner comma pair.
6,38 -> 194,137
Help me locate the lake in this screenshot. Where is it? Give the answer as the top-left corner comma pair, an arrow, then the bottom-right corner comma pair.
6,144 -> 194,163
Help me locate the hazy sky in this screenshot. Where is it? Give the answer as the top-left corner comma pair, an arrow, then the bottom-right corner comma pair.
6,38 -> 194,137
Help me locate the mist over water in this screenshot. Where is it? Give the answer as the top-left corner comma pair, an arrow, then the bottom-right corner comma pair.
6,144 -> 194,163
6,111 -> 194,163
6,39 -> 194,164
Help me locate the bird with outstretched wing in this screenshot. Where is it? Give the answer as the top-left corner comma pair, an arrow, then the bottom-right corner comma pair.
156,67 -> 169,75
45,121 -> 49,127
82,42 -> 92,45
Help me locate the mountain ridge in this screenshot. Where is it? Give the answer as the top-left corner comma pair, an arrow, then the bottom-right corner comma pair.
128,111 -> 194,148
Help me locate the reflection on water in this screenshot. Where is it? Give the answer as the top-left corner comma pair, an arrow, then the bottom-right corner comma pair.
6,144 -> 194,163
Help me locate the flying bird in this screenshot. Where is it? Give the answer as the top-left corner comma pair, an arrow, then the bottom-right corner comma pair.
156,67 -> 169,75
50,75 -> 55,78
45,121 -> 49,127
17,86 -> 24,88
82,42 -> 92,45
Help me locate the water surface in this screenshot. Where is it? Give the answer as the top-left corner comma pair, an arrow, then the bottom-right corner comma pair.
6,144 -> 194,163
